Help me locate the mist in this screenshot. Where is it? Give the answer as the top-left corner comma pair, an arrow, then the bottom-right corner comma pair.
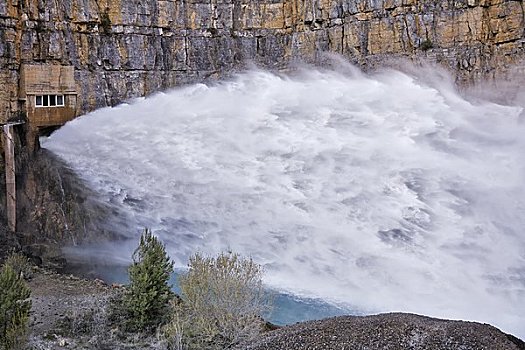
42,63 -> 525,338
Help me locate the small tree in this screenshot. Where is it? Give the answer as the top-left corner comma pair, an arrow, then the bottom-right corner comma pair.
0,259 -> 32,350
168,252 -> 270,349
123,228 -> 174,332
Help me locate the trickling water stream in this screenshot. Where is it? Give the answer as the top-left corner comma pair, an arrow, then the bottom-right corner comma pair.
43,66 -> 525,338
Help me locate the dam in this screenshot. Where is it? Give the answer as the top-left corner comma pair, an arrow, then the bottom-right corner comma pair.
0,0 -> 524,342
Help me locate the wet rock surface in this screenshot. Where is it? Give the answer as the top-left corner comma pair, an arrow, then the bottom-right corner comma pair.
1,146 -> 125,268
238,313 -> 525,350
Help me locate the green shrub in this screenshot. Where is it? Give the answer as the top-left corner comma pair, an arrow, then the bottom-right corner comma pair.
166,252 -> 270,349
0,262 -> 32,350
122,228 -> 174,332
4,252 -> 32,280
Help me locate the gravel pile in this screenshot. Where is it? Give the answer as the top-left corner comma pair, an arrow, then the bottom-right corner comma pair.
239,313 -> 524,350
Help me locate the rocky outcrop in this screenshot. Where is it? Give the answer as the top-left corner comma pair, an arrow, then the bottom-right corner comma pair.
14,148 -> 123,266
1,0 -> 525,123
1,124 -> 118,266
238,313 -> 525,350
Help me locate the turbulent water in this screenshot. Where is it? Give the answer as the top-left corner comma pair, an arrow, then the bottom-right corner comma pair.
43,65 -> 525,338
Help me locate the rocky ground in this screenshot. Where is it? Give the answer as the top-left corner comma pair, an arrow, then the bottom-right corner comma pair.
27,267 -> 115,349
25,267 -> 167,349
238,313 -> 525,350
0,226 -> 152,349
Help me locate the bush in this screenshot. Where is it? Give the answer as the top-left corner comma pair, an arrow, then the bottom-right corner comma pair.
0,261 -> 32,350
122,228 -> 174,332
4,252 -> 32,280
162,299 -> 186,350
165,252 -> 270,349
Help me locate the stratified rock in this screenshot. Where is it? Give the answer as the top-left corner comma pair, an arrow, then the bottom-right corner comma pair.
239,313 -> 525,350
1,0 -> 525,123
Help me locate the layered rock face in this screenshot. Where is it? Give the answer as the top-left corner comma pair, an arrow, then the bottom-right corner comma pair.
0,0 -> 524,123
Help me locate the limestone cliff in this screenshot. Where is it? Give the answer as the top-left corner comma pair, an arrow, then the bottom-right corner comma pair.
1,0 -> 524,123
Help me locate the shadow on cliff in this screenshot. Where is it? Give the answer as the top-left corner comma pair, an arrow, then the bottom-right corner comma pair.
0,125 -> 126,268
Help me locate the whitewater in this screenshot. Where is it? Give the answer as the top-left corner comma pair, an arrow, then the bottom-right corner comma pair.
42,65 -> 525,338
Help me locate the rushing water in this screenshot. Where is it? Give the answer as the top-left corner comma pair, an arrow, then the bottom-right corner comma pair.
43,65 -> 525,338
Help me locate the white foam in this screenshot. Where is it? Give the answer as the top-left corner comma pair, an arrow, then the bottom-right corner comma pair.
43,66 -> 525,338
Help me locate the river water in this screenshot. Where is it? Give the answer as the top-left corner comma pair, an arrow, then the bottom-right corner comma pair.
42,65 -> 525,338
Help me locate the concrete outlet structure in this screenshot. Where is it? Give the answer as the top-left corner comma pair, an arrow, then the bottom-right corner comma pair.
19,64 -> 78,148
19,64 -> 77,128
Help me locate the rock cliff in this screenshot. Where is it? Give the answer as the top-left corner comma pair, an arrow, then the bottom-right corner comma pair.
1,0 -> 525,122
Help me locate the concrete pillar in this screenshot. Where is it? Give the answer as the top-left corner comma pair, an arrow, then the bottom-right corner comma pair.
3,124 -> 16,232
